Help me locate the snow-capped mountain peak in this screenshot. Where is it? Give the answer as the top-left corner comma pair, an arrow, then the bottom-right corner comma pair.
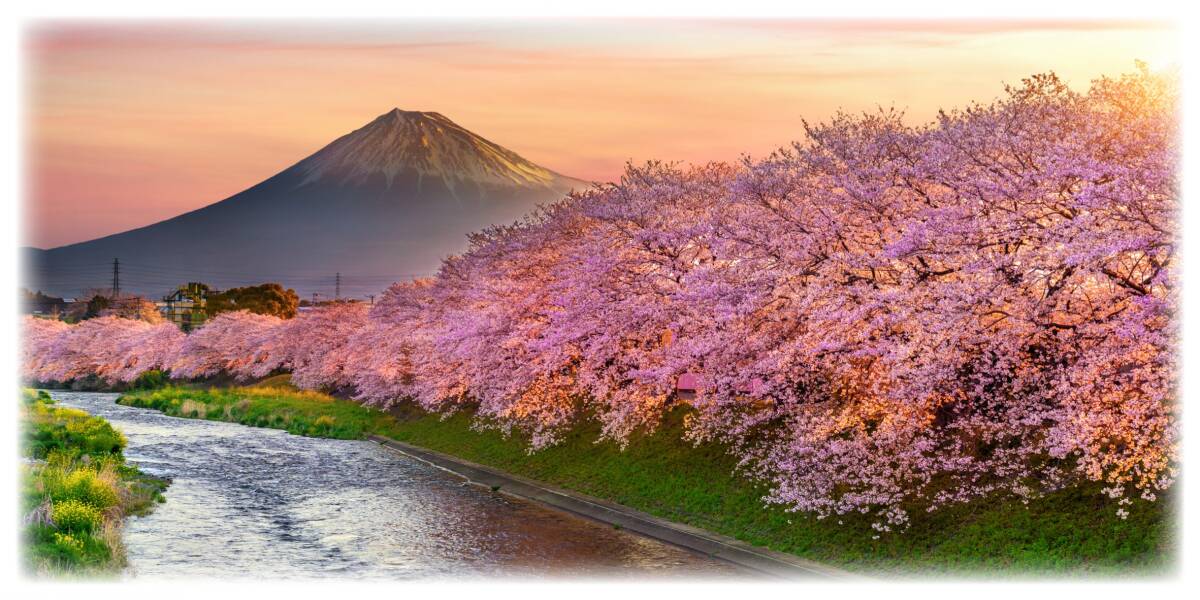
296,109 -> 571,190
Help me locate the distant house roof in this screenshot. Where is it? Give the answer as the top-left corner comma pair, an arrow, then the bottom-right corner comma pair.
676,373 -> 701,391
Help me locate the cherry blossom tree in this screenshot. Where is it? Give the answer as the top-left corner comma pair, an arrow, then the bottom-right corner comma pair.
21,316 -> 71,383
23,316 -> 180,383
347,278 -> 441,407
169,311 -> 285,380
273,301 -> 371,391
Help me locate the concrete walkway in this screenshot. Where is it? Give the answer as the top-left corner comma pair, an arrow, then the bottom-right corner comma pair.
368,434 -> 857,580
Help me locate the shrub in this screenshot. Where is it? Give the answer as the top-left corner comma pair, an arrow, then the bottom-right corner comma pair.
130,369 -> 167,390
38,456 -> 119,500
61,467 -> 120,509
52,499 -> 103,533
50,532 -> 86,561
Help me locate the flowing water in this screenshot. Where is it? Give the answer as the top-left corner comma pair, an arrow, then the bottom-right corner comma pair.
50,391 -> 743,580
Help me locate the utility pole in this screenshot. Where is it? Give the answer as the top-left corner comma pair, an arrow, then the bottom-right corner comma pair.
335,272 -> 341,300
111,258 -> 120,299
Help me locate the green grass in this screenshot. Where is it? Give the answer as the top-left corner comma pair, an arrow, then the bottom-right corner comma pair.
117,382 -> 1175,576
21,389 -> 169,576
23,389 -> 127,458
120,384 -> 387,439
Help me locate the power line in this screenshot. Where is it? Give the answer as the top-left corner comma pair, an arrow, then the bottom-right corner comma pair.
109,264 -> 433,282
25,259 -> 439,299
26,258 -> 438,281
113,260 -> 436,279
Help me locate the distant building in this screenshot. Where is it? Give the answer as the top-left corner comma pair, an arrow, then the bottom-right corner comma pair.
21,289 -> 67,318
160,282 -> 213,331
676,372 -> 700,401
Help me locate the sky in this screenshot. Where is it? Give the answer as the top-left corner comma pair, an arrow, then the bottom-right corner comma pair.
23,19 -> 1176,249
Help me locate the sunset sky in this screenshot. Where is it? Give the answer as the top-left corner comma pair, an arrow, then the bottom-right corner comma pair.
24,20 -> 1175,248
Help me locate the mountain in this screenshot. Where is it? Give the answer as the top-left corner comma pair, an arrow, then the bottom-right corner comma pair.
24,109 -> 588,299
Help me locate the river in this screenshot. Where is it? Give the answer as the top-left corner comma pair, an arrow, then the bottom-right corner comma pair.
50,391 -> 743,580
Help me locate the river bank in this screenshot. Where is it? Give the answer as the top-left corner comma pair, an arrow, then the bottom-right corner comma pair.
20,389 -> 169,575
116,380 -> 1175,577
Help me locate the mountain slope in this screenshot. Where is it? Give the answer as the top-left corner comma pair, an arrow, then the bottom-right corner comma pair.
25,109 -> 588,299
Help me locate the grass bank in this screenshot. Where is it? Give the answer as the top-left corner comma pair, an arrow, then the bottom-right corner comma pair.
117,381 -> 1174,576
21,389 -> 169,576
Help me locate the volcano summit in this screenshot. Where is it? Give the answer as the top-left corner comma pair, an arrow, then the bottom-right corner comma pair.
25,109 -> 588,299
